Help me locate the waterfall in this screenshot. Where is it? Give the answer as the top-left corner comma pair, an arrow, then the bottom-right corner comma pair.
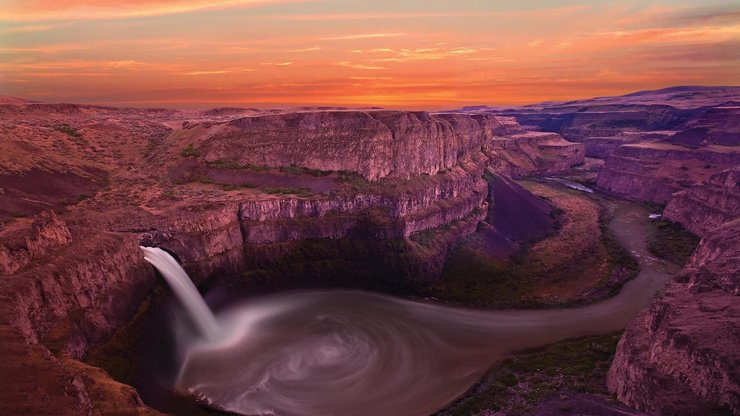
140,246 -> 219,339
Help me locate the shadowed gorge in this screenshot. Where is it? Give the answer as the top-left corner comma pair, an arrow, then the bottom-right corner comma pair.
137,201 -> 671,416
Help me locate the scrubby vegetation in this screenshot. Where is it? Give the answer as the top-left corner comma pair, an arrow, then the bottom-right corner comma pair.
218,183 -> 254,191
427,243 -> 534,308
647,220 -> 700,266
440,332 -> 623,416
173,172 -> 312,197
280,165 -> 333,176
180,144 -> 201,158
52,123 -> 82,138
86,287 -> 160,383
207,159 -> 269,171
427,182 -> 639,309
262,187 -> 313,197
411,222 -> 454,246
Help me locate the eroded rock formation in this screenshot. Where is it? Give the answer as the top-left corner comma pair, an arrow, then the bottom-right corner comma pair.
663,167 -> 740,236
172,111 -> 500,180
595,143 -> 740,203
607,166 -> 739,416
0,98 -> 586,414
608,219 -> 739,416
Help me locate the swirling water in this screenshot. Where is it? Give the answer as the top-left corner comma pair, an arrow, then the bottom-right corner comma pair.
145,203 -> 677,416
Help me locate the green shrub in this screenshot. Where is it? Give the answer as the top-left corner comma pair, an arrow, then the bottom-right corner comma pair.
261,187 -> 312,197
280,165 -> 332,176
647,220 -> 700,266
52,124 -> 82,138
207,159 -> 271,172
180,144 -> 201,158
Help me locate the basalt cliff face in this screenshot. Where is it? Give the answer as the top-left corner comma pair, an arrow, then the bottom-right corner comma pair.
595,143 -> 740,203
607,166 -> 740,415
0,98 -> 583,415
486,131 -> 585,178
484,86 -> 740,156
455,87 -> 739,205
608,219 -> 739,416
663,168 -> 740,236
173,111 -> 500,180
473,89 -> 740,416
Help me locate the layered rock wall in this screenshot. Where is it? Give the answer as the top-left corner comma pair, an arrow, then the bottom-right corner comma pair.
486,132 -> 585,177
663,168 -> 740,237
0,104 -> 583,414
596,144 -> 740,203
187,111 -> 500,180
143,159 -> 489,285
608,220 -> 740,415
0,210 -> 71,275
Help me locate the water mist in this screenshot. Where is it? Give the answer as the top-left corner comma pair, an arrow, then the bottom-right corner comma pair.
139,204 -> 676,416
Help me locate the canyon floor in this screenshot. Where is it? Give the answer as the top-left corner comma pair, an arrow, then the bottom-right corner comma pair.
0,86 -> 738,416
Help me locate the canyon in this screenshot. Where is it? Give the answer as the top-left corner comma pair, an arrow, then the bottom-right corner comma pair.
474,86 -> 740,204
0,86 -> 738,416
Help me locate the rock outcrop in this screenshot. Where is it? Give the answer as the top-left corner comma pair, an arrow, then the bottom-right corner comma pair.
0,210 -> 71,275
0,210 -> 157,415
486,132 -> 585,177
595,143 -> 740,203
663,167 -> 740,236
174,111 -> 500,181
608,219 -> 740,415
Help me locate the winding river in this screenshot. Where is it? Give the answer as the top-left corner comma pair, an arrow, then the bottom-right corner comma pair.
145,201 -> 678,416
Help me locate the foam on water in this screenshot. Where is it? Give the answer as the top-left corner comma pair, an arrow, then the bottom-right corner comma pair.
142,203 -> 677,416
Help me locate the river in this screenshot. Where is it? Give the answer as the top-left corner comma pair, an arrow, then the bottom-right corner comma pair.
166,201 -> 677,416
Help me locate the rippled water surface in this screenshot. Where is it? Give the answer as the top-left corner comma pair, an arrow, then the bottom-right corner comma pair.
168,203 -> 676,416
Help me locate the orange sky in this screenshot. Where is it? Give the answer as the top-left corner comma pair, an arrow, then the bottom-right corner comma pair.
0,0 -> 738,108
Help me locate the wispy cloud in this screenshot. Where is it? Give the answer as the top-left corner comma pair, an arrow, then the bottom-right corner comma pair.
184,70 -> 230,75
336,61 -> 388,70
1,1 -> 737,108
286,46 -> 322,52
0,0 -> 310,22
0,22 -> 69,33
320,33 -> 406,41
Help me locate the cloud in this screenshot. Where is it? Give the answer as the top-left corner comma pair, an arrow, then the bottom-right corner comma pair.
1,1 -> 737,108
0,0 -> 311,21
258,5 -> 593,22
661,5 -> 740,27
184,70 -> 230,75
285,46 -> 321,52
336,61 -> 388,70
320,33 -> 406,41
0,22 -> 68,33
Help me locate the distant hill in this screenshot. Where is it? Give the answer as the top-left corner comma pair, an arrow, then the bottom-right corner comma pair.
0,95 -> 40,105
528,85 -> 740,110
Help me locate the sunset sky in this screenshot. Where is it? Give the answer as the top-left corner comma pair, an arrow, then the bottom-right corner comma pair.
0,0 -> 738,108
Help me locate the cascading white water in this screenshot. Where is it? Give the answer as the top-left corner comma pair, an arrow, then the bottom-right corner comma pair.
140,246 -> 219,339
137,202 -> 678,416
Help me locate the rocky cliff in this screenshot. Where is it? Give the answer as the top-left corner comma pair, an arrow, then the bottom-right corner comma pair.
595,143 -> 740,203
608,219 -> 739,415
484,87 -> 740,147
663,168 -> 740,236
0,210 -> 157,415
486,131 -> 585,177
170,111 -> 500,181
0,98 -> 615,415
